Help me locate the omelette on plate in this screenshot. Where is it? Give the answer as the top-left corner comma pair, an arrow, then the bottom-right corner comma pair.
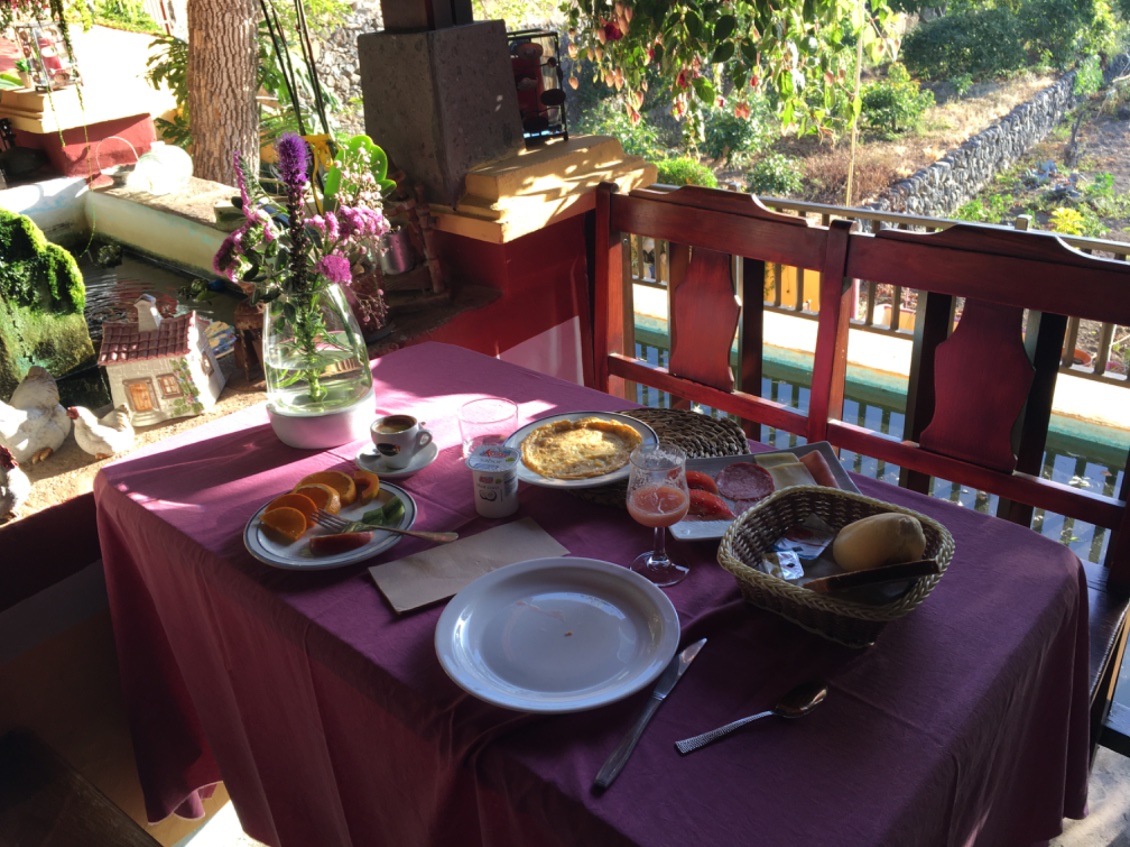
520,417 -> 643,480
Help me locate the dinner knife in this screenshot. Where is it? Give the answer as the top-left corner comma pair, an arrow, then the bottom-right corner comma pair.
593,637 -> 707,793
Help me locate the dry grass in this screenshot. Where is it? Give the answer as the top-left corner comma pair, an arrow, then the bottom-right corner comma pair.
756,71 -> 1059,205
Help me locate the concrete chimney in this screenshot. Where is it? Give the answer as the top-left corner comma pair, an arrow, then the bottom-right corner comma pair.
136,295 -> 162,332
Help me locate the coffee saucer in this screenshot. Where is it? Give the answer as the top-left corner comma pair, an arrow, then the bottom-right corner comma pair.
355,440 -> 440,479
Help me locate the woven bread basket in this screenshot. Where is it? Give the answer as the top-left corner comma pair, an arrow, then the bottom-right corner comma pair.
718,486 -> 955,648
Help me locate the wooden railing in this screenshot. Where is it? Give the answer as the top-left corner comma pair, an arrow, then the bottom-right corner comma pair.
634,189 -> 1130,389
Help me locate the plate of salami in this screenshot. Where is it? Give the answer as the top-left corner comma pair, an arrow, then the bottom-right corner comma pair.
670,441 -> 859,541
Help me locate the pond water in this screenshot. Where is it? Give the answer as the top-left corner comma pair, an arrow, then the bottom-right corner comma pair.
56,247 -> 242,409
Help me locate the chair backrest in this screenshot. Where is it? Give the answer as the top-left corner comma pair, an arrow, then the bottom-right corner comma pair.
828,222 -> 1130,584
593,182 -> 852,443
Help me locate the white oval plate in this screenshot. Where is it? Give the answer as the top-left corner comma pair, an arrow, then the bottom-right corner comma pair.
671,442 -> 860,541
503,412 -> 658,489
435,557 -> 680,713
243,481 -> 417,570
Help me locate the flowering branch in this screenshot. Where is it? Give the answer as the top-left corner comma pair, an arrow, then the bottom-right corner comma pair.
213,132 -> 391,404
562,0 -> 899,139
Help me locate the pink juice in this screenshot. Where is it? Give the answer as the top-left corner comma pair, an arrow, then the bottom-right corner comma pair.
628,484 -> 690,528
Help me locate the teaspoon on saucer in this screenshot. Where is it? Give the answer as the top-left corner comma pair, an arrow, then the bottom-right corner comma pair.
674,680 -> 828,755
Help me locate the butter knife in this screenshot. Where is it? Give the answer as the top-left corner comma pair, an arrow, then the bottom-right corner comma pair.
593,637 -> 707,792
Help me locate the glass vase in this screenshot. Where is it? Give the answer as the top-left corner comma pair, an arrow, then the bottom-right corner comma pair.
262,282 -> 374,449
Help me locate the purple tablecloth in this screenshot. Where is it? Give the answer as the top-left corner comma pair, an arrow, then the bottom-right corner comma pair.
95,342 -> 1090,847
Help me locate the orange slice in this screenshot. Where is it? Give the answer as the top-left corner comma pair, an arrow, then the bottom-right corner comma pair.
353,469 -> 381,504
264,492 -> 319,528
294,483 -> 342,515
259,506 -> 308,543
297,470 -> 357,506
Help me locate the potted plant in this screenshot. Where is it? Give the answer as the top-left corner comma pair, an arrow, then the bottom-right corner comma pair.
213,133 -> 391,448
13,59 -> 31,88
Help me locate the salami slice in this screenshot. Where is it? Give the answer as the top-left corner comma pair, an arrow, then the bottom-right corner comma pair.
715,461 -> 775,502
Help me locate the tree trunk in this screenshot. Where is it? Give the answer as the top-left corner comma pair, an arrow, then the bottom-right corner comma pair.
187,0 -> 259,185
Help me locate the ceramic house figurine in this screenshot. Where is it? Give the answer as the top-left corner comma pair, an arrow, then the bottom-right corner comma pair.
98,296 -> 226,425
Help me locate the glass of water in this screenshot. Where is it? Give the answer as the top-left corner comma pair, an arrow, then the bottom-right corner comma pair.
458,398 -> 519,459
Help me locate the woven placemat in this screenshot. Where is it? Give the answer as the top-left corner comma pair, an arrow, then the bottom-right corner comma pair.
570,408 -> 750,507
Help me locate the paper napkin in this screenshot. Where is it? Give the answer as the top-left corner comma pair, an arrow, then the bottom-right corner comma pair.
370,517 -> 569,613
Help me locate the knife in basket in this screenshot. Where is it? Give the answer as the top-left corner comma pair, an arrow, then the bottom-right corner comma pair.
593,637 -> 707,793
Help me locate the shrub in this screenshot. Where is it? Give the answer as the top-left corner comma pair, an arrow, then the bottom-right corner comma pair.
950,73 -> 973,98
702,97 -> 778,168
902,8 -> 1027,81
1074,54 -> 1104,96
860,63 -> 935,138
1049,206 -> 1106,237
573,98 -> 667,161
656,156 -> 719,188
94,0 -> 160,33
1020,0 -> 1115,69
746,154 -> 805,197
953,194 -> 1013,224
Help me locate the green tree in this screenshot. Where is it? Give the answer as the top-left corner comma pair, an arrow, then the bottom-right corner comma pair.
561,0 -> 899,139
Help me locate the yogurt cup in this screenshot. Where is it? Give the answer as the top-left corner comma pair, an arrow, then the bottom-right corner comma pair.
467,445 -> 520,518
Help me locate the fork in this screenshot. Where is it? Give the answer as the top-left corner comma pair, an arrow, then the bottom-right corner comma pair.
312,509 -> 458,543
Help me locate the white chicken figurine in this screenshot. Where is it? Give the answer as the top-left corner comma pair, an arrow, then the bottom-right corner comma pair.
0,366 -> 72,464
0,445 -> 31,522
67,404 -> 136,460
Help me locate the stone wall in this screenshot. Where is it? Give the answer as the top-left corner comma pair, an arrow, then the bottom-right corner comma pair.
316,1 -> 383,138
866,74 -> 1077,216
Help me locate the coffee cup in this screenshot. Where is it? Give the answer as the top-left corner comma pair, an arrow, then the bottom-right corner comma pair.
371,415 -> 432,470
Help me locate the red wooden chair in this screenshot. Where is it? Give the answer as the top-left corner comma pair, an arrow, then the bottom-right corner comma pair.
592,182 -> 852,443
823,222 -> 1130,755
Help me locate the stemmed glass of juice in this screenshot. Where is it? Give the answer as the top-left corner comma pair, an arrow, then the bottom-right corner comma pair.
626,442 -> 690,587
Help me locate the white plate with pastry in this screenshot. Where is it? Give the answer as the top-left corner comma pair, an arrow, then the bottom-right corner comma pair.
503,412 -> 658,489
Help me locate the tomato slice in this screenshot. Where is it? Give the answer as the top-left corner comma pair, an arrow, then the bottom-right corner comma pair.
685,470 -> 719,494
688,489 -> 735,519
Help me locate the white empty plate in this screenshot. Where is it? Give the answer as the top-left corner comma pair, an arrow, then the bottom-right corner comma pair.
435,557 -> 680,712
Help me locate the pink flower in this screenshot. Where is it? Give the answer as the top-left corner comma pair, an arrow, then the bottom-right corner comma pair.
316,254 -> 353,285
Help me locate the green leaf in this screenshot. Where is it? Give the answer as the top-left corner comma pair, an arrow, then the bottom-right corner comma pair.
323,134 -> 391,207
685,10 -> 704,39
714,15 -> 738,41
712,42 -> 735,63
692,76 -> 716,102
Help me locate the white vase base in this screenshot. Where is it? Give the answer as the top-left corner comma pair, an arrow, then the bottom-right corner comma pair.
266,387 -> 374,449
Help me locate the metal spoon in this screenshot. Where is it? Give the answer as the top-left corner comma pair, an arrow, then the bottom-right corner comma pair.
674,680 -> 828,755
